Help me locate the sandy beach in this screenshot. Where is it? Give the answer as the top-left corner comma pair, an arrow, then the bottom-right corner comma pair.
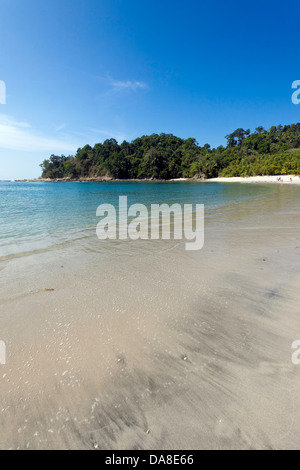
1,184 -> 300,450
208,175 -> 300,185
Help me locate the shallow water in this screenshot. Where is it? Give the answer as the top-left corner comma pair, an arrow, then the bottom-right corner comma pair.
0,180 -> 289,259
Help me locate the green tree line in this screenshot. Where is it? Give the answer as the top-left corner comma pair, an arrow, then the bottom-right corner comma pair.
40,124 -> 300,180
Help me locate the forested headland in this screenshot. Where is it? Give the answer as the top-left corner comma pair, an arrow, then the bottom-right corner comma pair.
40,123 -> 300,180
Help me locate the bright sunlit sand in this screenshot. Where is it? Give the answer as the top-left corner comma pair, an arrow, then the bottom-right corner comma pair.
208,175 -> 300,185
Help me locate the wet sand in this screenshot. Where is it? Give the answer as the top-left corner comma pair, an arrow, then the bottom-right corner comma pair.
1,187 -> 300,449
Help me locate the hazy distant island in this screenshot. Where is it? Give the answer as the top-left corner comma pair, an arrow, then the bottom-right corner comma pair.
40,124 -> 300,181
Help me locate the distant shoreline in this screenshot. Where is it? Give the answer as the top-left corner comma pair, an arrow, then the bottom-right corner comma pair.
26,176 -> 202,183
207,174 -> 300,185
24,174 -> 300,185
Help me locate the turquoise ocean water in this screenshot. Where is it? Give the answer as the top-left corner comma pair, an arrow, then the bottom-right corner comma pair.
0,180 -> 294,260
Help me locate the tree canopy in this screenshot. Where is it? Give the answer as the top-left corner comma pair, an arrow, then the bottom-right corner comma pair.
40,123 -> 300,180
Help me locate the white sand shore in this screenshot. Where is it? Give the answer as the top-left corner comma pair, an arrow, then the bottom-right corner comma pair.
208,175 -> 300,184
169,177 -> 190,182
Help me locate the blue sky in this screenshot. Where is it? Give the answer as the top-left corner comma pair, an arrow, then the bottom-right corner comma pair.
0,0 -> 299,179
